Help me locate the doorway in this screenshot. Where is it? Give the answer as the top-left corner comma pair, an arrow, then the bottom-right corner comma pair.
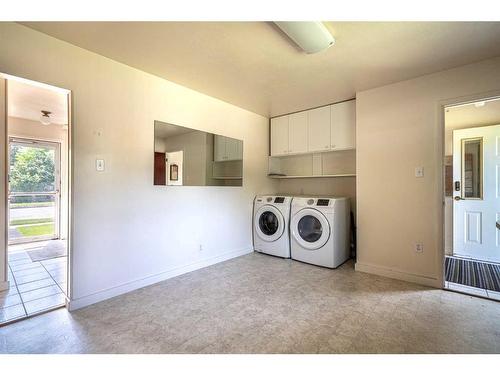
8,138 -> 61,244
1,75 -> 71,325
443,96 -> 500,300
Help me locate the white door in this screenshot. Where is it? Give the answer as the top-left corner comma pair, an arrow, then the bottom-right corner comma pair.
308,106 -> 331,152
214,135 -> 226,161
270,116 -> 289,156
288,112 -> 308,154
452,124 -> 500,262
166,150 -> 183,186
331,100 -> 356,150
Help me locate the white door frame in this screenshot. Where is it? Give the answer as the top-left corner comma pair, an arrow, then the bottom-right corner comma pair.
8,137 -> 61,244
0,72 -> 73,302
439,90 -> 500,288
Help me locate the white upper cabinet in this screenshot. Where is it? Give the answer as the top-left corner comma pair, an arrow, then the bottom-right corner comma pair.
214,135 -> 226,161
308,106 -> 331,152
271,116 -> 289,156
225,137 -> 240,160
236,139 -> 243,160
270,99 -> 355,157
330,100 -> 356,150
214,135 -> 243,161
288,112 -> 308,154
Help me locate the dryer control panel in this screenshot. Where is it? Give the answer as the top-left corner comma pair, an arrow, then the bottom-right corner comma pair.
316,199 -> 330,206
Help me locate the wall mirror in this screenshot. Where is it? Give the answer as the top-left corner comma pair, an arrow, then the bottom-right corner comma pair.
154,120 -> 243,186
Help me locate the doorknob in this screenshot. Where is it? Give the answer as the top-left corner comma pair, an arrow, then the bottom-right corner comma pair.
454,196 -> 464,201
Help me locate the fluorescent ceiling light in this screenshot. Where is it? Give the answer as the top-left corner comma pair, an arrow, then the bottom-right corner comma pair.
474,101 -> 486,107
274,22 -> 335,54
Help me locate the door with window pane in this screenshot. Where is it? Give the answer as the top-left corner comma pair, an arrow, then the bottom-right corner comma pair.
8,138 -> 60,244
452,125 -> 500,262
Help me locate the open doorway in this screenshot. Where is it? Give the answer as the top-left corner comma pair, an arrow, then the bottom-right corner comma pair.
443,96 -> 500,300
1,76 -> 70,325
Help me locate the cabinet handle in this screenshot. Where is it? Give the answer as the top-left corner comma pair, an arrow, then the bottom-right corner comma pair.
324,145 -> 329,149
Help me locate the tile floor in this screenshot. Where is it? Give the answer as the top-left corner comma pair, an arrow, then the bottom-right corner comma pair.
0,244 -> 67,325
1,252 -> 499,354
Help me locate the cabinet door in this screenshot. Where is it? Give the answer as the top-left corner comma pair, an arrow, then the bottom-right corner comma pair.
214,135 -> 226,161
236,139 -> 243,160
270,116 -> 289,156
225,137 -> 240,161
331,100 -> 355,150
288,111 -> 308,154
308,106 -> 331,152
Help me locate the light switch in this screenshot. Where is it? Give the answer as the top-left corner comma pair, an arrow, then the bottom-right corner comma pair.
415,166 -> 424,178
96,159 -> 105,172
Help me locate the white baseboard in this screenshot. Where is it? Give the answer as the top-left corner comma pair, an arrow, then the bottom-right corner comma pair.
68,247 -> 253,311
355,261 -> 441,288
0,280 -> 10,292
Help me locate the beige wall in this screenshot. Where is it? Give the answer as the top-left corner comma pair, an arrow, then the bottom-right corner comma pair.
8,116 -> 69,239
355,56 -> 500,287
0,23 -> 277,307
276,150 -> 357,218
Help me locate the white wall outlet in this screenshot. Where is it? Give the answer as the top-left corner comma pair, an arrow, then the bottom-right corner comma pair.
415,166 -> 424,178
415,243 -> 424,253
96,159 -> 105,172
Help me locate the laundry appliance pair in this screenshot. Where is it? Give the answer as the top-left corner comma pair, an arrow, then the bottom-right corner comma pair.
253,195 -> 350,268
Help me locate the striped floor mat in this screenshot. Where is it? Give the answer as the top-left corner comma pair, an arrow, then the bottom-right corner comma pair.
445,256 -> 500,292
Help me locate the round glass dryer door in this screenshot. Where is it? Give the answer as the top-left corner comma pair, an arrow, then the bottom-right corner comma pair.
254,205 -> 285,242
291,208 -> 330,250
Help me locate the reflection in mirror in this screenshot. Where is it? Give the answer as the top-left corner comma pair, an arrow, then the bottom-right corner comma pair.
154,121 -> 243,186
462,138 -> 482,199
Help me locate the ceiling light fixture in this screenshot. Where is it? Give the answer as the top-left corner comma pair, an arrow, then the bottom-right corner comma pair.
274,22 -> 335,54
474,101 -> 486,108
39,110 -> 52,125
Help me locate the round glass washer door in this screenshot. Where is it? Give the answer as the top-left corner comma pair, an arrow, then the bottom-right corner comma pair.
291,208 -> 330,250
254,205 -> 285,242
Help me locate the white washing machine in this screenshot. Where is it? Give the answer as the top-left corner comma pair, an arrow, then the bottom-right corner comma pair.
290,197 -> 350,268
253,195 -> 292,258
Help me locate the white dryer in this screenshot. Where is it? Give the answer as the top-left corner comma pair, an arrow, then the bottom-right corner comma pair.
290,197 -> 350,268
253,195 -> 292,258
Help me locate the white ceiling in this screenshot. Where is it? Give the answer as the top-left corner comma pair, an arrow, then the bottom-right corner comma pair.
155,121 -> 195,139
445,97 -> 500,130
22,22 -> 500,117
8,79 -> 68,125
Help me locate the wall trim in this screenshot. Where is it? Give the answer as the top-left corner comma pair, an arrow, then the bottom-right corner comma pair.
0,280 -> 9,291
355,261 -> 441,288
68,247 -> 253,311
